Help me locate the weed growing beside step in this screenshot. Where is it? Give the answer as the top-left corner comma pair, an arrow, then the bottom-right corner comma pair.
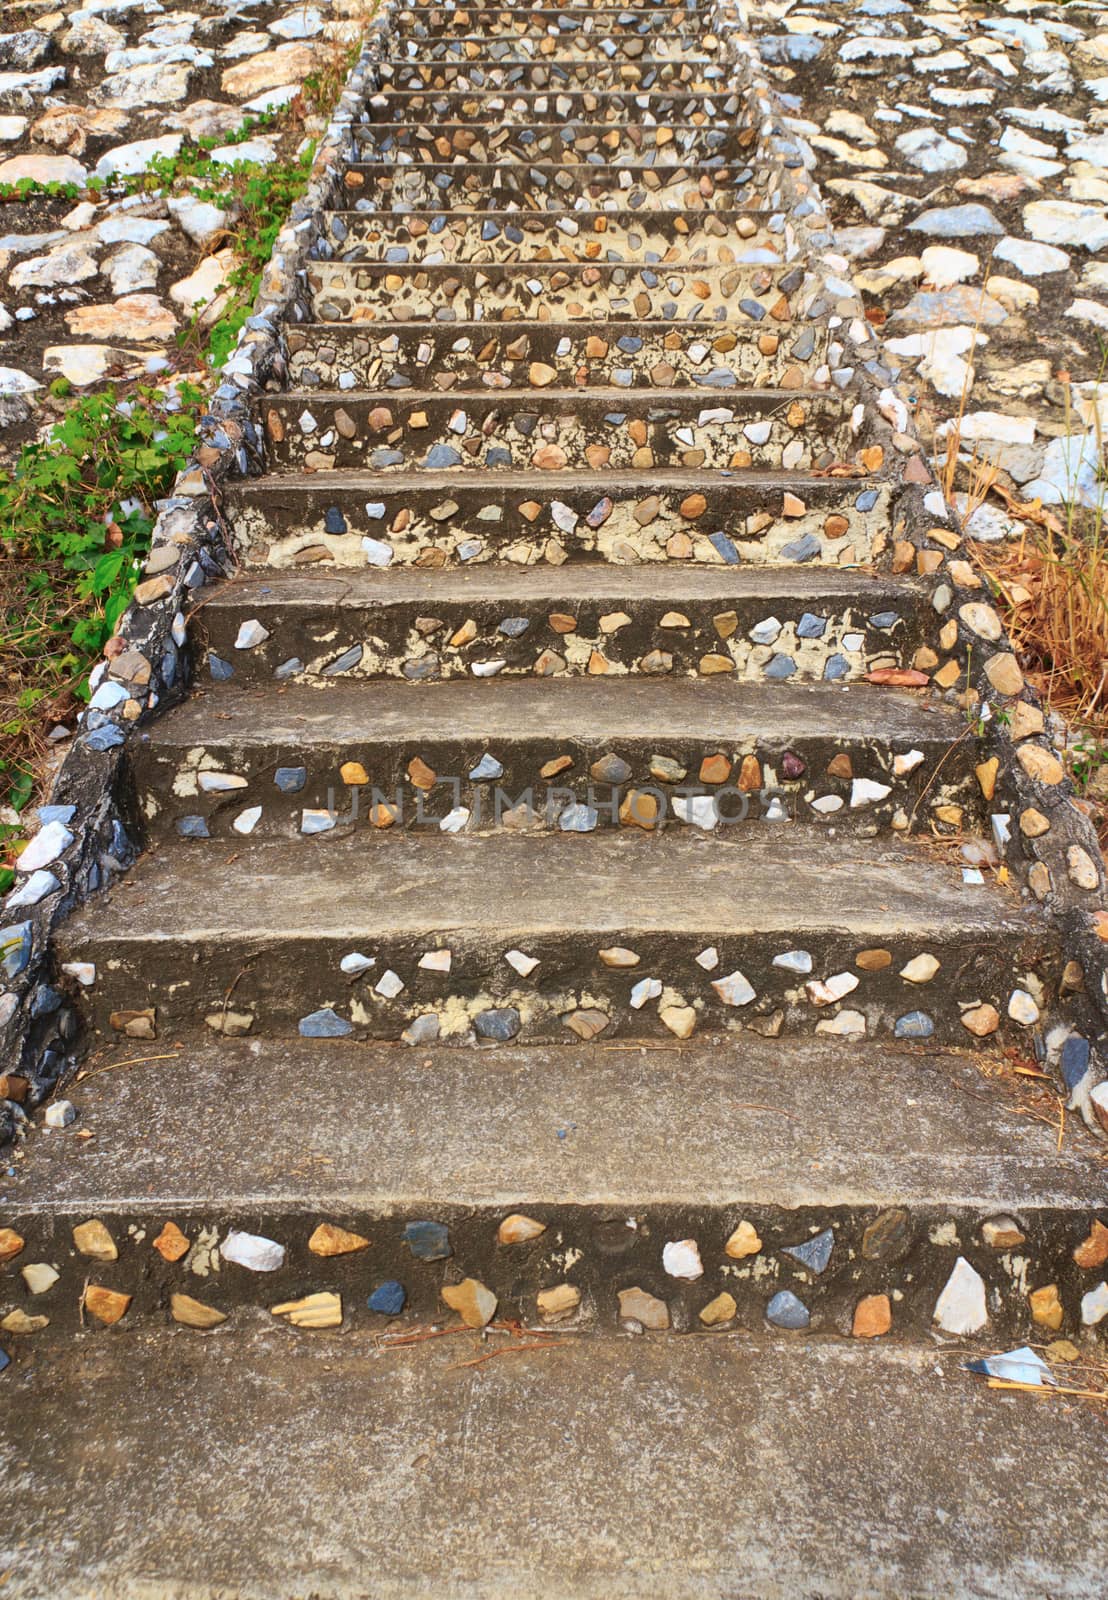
0,45 -> 363,890
0,383 -> 203,892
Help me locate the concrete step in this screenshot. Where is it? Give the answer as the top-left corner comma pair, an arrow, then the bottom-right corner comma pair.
341,160 -> 752,210
228,467 -> 888,571
364,87 -> 745,121
57,831 -> 1053,1048
4,1332 -> 1107,1600
264,388 -> 852,474
134,678 -> 979,842
1,1035 -> 1101,1348
316,209 -> 778,266
197,564 -> 926,686
308,260 -> 795,321
351,123 -> 747,164
285,317 -> 828,392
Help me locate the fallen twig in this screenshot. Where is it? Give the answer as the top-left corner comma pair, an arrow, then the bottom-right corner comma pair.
75,1050 -> 183,1083
375,1324 -> 473,1348
448,1341 -> 561,1371
986,1378 -> 1108,1401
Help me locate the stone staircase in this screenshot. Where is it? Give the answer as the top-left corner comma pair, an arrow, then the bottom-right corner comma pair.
2,2 -> 1107,1592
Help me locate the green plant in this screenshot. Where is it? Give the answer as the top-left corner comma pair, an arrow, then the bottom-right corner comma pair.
1071,734 -> 1108,793
0,385 -> 203,887
0,178 -> 81,203
0,11 -> 378,882
122,137 -> 318,367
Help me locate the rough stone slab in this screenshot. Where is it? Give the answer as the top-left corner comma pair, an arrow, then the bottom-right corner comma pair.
5,1035 -> 1101,1214
1,1332 -> 1106,1600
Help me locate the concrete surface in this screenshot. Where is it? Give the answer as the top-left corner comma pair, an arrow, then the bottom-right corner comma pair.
2,1330 -> 1105,1599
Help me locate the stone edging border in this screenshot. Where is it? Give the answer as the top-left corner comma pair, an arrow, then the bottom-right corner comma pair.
715,0 -> 1107,1128
0,0 -> 1104,1141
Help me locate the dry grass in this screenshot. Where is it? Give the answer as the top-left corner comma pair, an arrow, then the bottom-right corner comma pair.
933,345 -> 1108,847
976,376 -> 1108,732
971,519 -> 1108,732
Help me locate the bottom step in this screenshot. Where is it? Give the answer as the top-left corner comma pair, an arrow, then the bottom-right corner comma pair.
3,1036 -> 1104,1346
2,1331 -> 1106,1599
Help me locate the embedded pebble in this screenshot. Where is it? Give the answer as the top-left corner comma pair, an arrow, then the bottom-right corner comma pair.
765,1290 -> 810,1330
220,1231 -> 286,1273
662,1239 -> 703,1280
933,1257 -> 987,1335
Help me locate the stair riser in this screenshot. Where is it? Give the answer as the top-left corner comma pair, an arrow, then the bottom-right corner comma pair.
136,730 -> 978,842
312,283 -> 773,322
3,1201 -> 1091,1344
266,393 -> 851,475
382,39 -> 714,62
393,12 -> 709,38
199,590 -> 925,687
341,163 -> 752,210
397,1 -> 714,12
365,90 -> 745,120
318,211 -> 777,266
379,65 -> 723,93
286,321 -> 826,391
232,479 -> 888,571
65,927 -> 1053,1049
352,126 -> 749,163
309,263 -> 794,323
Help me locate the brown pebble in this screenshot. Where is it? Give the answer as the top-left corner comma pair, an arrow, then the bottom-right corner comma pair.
152,1221 -> 190,1263
0,1228 -> 25,1265
852,1294 -> 892,1339
1029,1283 -> 1063,1331
309,1223 -> 370,1257
84,1285 -> 131,1326
407,757 -> 436,790
1073,1220 -> 1108,1270
699,753 -> 731,784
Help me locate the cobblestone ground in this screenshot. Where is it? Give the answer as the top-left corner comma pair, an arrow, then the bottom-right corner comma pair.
745,0 -> 1108,825
0,0 -> 367,453
744,0 -> 1108,523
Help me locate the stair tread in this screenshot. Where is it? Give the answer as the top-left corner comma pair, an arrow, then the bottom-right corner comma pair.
313,261 -> 776,271
148,678 -> 959,752
62,831 -> 1033,944
6,1035 -> 1098,1214
272,386 -> 832,405
270,387 -> 839,412
237,467 -> 849,494
202,564 -> 905,610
